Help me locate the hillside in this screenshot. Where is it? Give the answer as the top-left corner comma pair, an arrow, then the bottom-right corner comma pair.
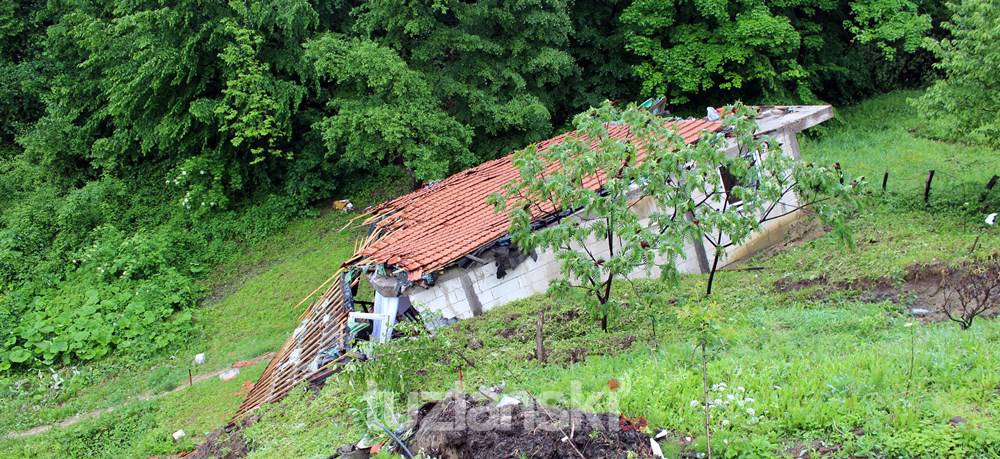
233,92 -> 1000,458
5,91 -> 996,457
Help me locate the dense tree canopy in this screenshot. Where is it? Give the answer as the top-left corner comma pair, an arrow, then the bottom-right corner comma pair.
0,0 -> 948,368
621,0 -> 934,104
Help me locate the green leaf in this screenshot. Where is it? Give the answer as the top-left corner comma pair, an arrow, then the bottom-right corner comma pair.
8,347 -> 31,363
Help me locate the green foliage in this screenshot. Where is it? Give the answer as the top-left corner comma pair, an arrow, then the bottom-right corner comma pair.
353,0 -> 579,158
493,102 -> 858,330
304,33 -> 473,181
913,0 -> 1000,147
621,0 -> 935,104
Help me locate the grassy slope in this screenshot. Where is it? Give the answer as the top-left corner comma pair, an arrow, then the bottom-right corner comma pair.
3,91 -> 999,458
0,210 -> 363,456
241,91 -> 1000,458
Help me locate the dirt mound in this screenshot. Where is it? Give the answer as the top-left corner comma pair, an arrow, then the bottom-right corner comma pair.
186,415 -> 256,459
407,394 -> 655,459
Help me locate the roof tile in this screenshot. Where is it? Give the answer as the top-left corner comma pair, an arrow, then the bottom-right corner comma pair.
351,118 -> 722,277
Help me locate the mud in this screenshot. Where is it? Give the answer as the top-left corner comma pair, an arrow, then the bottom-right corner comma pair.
406,394 -> 655,459
187,415 -> 257,459
775,261 -> 1000,323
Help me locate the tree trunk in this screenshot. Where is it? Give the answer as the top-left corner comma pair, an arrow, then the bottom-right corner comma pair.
706,248 -> 722,297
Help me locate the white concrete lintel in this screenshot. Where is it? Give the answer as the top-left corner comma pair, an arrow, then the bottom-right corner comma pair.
755,105 -> 833,135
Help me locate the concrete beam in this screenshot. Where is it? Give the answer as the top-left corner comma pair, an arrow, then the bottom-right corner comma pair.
755,105 -> 833,135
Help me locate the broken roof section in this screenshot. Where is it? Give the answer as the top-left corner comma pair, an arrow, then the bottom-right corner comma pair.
347,118 -> 723,281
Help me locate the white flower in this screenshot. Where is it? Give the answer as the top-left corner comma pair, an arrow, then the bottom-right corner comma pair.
737,386 -> 745,392
746,408 -> 756,416
721,419 -> 730,427
690,400 -> 700,407
745,397 -> 755,403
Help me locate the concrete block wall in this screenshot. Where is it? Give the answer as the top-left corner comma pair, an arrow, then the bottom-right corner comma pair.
407,198 -> 706,320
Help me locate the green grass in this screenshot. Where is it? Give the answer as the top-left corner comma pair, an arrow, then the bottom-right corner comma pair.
0,209 -> 363,455
241,91 -> 1000,458
0,361 -> 268,458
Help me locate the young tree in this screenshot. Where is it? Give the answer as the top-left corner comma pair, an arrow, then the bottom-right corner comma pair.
493,101 -> 858,331
493,101 -> 859,457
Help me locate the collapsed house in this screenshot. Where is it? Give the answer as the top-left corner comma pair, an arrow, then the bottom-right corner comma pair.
237,104 -> 833,417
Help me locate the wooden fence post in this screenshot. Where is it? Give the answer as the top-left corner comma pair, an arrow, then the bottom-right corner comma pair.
981,175 -> 998,210
924,170 -> 935,205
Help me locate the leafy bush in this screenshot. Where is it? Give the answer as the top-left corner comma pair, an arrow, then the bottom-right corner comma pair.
0,162 -> 308,369
1,226 -> 199,368
913,0 -> 1000,147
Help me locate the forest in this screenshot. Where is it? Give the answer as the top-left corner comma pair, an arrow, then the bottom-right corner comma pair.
0,0 -> 994,370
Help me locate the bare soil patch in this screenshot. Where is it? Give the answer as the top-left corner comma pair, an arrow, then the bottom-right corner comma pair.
406,394 -> 655,459
774,261 -> 1000,323
186,415 -> 256,459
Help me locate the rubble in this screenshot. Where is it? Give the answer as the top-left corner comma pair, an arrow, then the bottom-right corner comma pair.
219,368 -> 240,382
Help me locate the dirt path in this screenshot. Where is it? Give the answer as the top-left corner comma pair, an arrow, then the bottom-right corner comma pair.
4,352 -> 274,440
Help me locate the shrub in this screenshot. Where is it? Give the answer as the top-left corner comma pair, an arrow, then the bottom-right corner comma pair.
1,226 -> 200,368
913,0 -> 1000,146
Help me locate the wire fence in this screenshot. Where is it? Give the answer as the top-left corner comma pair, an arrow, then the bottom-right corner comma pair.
849,165 -> 1000,212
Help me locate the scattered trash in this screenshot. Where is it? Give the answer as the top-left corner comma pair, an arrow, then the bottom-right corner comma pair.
192,353 -> 205,366
608,378 -> 620,391
650,438 -> 664,458
333,199 -> 354,211
172,429 -> 186,441
619,414 -> 648,431
707,107 -> 721,121
219,368 -> 240,382
911,308 -> 931,316
987,213 -> 997,226
654,430 -> 669,440
478,382 -> 506,401
496,395 -> 521,408
356,436 -> 373,449
949,416 -> 966,426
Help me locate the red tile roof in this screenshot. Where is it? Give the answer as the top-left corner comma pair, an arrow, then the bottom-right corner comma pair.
349,118 -> 723,281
